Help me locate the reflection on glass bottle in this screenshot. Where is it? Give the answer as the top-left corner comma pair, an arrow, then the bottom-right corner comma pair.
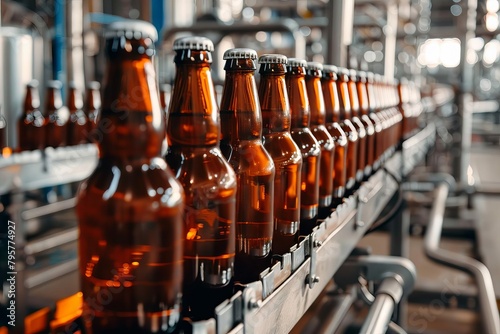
76,21 -> 184,334
165,36 -> 237,320
219,48 -> 275,284
286,58 -> 320,235
258,54 -> 302,254
44,80 -> 69,148
18,80 -> 45,151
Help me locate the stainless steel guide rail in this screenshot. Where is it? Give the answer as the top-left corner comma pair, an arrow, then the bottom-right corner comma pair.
196,123 -> 437,334
0,124 -> 436,333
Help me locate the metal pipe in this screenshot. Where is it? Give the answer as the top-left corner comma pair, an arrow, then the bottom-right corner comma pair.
424,183 -> 500,334
360,294 -> 395,334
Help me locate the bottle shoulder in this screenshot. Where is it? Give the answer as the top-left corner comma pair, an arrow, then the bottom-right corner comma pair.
290,128 -> 321,157
263,132 -> 302,165
225,140 -> 275,176
78,157 -> 184,208
310,125 -> 335,150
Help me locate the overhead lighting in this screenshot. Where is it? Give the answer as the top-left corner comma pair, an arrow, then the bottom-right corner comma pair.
485,12 -> 499,32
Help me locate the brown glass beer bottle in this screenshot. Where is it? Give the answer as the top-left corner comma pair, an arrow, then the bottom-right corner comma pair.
18,80 -> 45,151
321,65 -> 348,206
165,36 -> 237,320
258,54 -> 302,255
305,62 -> 335,217
219,48 -> 275,283
285,58 -> 321,235
345,69 -> 367,184
366,72 -> 383,170
85,81 -> 101,142
76,20 -> 184,333
67,82 -> 88,146
334,68 -> 359,192
355,71 -> 376,177
44,80 -> 69,148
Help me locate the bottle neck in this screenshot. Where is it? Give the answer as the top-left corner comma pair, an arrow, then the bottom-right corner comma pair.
99,56 -> 164,161
321,76 -> 341,124
348,80 -> 360,117
45,88 -> 63,115
24,86 -> 40,114
167,60 -> 219,147
86,89 -> 101,111
367,81 -> 378,111
356,81 -> 370,115
220,67 -> 262,143
305,75 -> 326,126
336,80 -> 352,120
258,72 -> 291,134
68,88 -> 84,113
286,73 -> 310,129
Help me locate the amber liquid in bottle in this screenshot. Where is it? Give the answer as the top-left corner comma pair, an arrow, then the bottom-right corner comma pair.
335,70 -> 358,192
18,81 -> 45,151
286,59 -> 321,235
76,25 -> 184,334
85,81 -> 101,143
219,50 -> 275,283
348,71 -> 372,180
44,81 -> 69,148
67,84 -> 88,146
356,72 -> 376,177
165,38 -> 237,320
258,55 -> 302,255
305,63 -> 335,218
366,72 -> 383,171
322,67 -> 348,205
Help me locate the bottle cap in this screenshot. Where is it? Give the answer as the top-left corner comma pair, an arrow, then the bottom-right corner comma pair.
287,58 -> 307,67
105,20 -> 158,42
87,81 -> 101,90
47,80 -> 62,89
173,36 -> 214,52
306,62 -> 323,71
258,54 -> 287,64
322,65 -> 339,74
348,69 -> 358,81
338,67 -> 350,76
223,48 -> 257,60
357,71 -> 367,79
27,79 -> 39,88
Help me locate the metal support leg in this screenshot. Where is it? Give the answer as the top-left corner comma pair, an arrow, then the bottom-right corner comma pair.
424,183 -> 500,334
389,199 -> 410,326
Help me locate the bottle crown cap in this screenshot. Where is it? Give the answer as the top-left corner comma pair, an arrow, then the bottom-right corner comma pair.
105,20 -> 158,42
258,54 -> 287,64
87,81 -> 101,90
223,48 -> 257,60
47,80 -> 62,89
322,65 -> 339,74
306,62 -> 323,71
287,58 -> 307,67
173,36 -> 214,51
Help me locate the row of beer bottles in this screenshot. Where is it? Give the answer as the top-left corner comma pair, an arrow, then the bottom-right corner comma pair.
75,22 -> 416,334
163,37 -> 407,316
17,79 -> 101,151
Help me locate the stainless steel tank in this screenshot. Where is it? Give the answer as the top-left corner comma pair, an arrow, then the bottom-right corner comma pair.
1,27 -> 38,150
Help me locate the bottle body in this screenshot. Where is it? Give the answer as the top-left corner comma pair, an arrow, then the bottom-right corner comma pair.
77,23 -> 185,334
258,56 -> 302,254
18,81 -> 45,151
67,84 -> 88,146
321,67 -> 348,203
165,39 -> 237,319
286,59 -> 320,234
44,81 -> 69,148
305,63 -> 335,215
220,52 -> 275,283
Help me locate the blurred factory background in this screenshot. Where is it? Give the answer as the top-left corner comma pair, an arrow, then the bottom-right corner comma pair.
0,0 -> 500,333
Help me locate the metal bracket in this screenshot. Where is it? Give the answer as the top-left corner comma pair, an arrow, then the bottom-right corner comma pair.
305,231 -> 321,288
